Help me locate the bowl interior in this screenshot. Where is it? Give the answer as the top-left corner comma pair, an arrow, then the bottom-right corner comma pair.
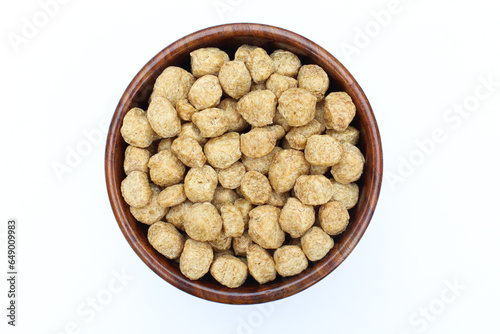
105,23 -> 383,304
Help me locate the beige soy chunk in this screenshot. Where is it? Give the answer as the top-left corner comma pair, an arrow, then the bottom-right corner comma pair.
246,47 -> 274,83
300,226 -> 334,261
319,201 -> 350,235
310,165 -> 329,175
240,171 -> 272,205
218,162 -> 246,189
188,75 -> 223,110
330,180 -> 359,210
209,231 -> 232,252
157,184 -> 186,208
241,146 -> 282,175
277,88 -> 317,127
121,171 -> 152,208
233,232 -> 253,256
148,222 -> 185,259
267,191 -> 289,207
147,97 -> 181,138
180,239 -> 214,280
250,82 -> 266,91
273,109 -> 292,132
274,245 -> 308,277
237,90 -> 277,127
234,198 -> 254,225
262,124 -> 286,140
270,49 -> 301,77
191,108 -> 229,138
331,143 -> 365,184
184,165 -> 218,203
131,186 -> 167,225
297,64 -> 329,101
266,73 -> 298,98
247,244 -> 276,284
121,108 -> 155,148
178,122 -> 208,145
285,119 -> 325,150
124,146 -> 150,175
248,205 -> 285,249
148,150 -> 186,187
157,138 -> 173,152
240,128 -> 276,158
210,255 -> 248,288
326,126 -> 360,145
190,47 -> 229,77
279,197 -> 315,238
204,132 -> 241,169
165,200 -> 192,231
218,98 -> 249,132
184,202 -> 222,242
175,99 -> 197,121
221,203 -> 245,238
234,44 -> 257,62
324,92 -> 356,131
268,149 -> 310,193
150,66 -> 195,106
294,175 -> 334,206
211,186 -> 238,211
304,135 -> 343,167
218,60 -> 252,99
171,136 -> 206,168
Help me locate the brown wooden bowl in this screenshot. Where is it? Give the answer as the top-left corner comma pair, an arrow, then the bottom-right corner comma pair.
105,23 -> 383,304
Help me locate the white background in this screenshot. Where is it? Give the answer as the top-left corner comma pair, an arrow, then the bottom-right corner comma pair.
1,0 -> 500,333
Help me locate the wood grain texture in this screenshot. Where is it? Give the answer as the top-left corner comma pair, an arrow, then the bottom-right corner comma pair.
105,23 -> 383,304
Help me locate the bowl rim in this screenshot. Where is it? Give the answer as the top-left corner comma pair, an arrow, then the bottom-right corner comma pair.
105,23 -> 383,304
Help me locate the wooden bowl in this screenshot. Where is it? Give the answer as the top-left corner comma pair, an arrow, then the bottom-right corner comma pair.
105,23 -> 383,304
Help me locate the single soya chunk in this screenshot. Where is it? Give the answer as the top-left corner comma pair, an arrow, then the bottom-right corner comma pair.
240,128 -> 276,158
190,47 -> 229,77
165,200 -> 192,231
148,222 -> 185,259
209,231 -> 232,252
270,49 -> 301,78
121,171 -> 152,208
324,92 -> 356,131
304,135 -> 343,167
236,90 -> 277,127
326,126 -> 360,145
241,146 -> 282,175
234,198 -> 254,226
246,47 -> 274,83
297,64 -> 329,101
300,226 -> 334,262
234,44 -> 257,62
265,73 -> 298,98
184,165 -> 218,203
277,88 -> 317,127
273,245 -> 308,277
267,191 -> 290,207
180,239 -> 214,280
217,98 -> 249,132
248,205 -> 285,249
204,132 -> 241,169
285,119 -> 325,150
330,180 -> 359,210
157,138 -> 173,152
240,171 -> 272,205
218,60 -> 252,99
319,200 -> 350,235
131,185 -> 167,224
178,122 -> 208,146
148,150 -> 186,187
211,186 -> 238,211
175,99 -> 197,122
124,146 -> 150,175
210,255 -> 248,288
157,184 -> 186,208
268,149 -> 310,193
188,75 -> 223,110
171,136 -> 206,168
221,203 -> 245,238
150,66 -> 195,106
120,107 -> 156,148
279,197 -> 315,238
217,161 -> 246,189
331,143 -> 365,184
147,97 -> 181,138
247,244 -> 276,284
191,108 -> 229,138
183,202 -> 222,242
232,232 -> 253,256
294,175 -> 334,206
